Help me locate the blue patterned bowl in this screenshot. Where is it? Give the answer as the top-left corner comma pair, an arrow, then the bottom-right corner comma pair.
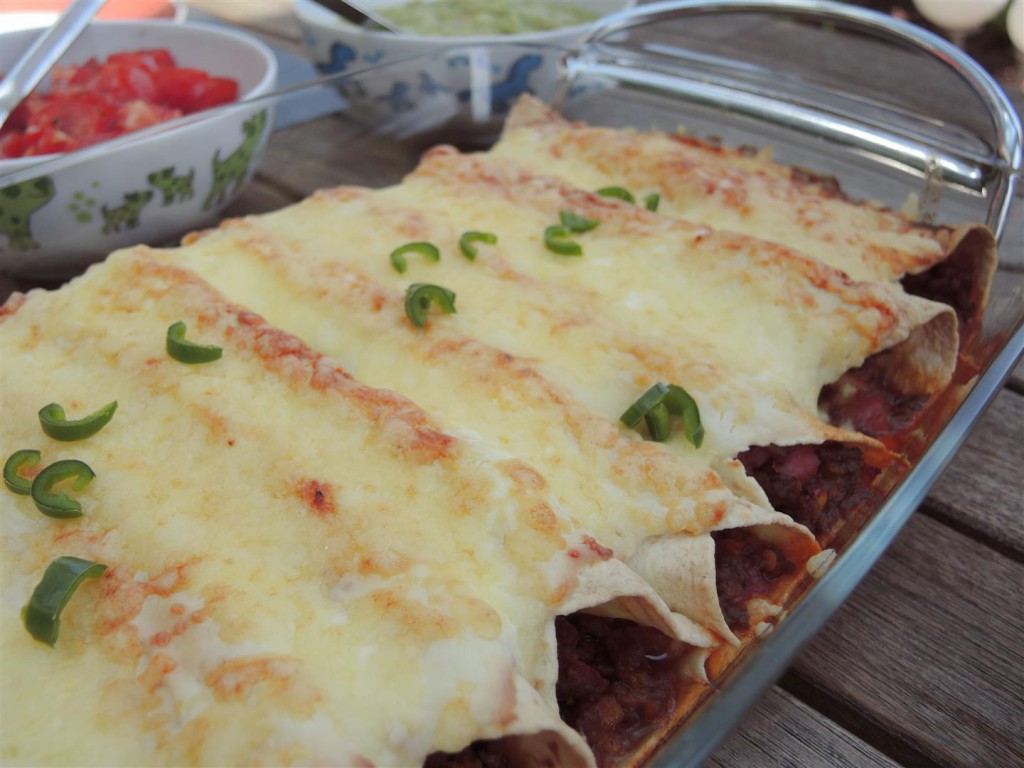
292,0 -> 632,140
0,20 -> 277,280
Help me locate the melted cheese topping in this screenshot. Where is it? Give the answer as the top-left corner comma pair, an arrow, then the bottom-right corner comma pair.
0,254 -> 624,766
493,96 -> 952,282
171,149 -> 953,466
1,108 -> 964,766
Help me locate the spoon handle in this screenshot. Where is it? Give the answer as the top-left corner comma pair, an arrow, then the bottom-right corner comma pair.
0,0 -> 108,127
307,0 -> 401,33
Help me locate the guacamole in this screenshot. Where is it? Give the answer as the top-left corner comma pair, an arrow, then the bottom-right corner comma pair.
380,0 -> 600,36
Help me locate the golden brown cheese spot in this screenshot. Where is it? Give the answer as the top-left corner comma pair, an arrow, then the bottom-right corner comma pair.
498,460 -> 548,493
139,652 -> 178,693
192,404 -> 234,444
205,655 -> 318,714
711,498 -> 729,527
297,478 -> 337,518
372,589 -> 462,642
150,620 -> 191,648
347,385 -> 457,464
314,185 -> 371,204
100,676 -> 174,737
526,502 -> 560,536
97,562 -> 194,638
581,535 -> 613,560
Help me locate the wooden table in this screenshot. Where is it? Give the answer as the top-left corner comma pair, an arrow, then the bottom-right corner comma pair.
4,1 -> 1022,765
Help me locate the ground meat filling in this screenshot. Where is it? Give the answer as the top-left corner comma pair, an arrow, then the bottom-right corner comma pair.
819,356 -> 929,443
424,742 -> 515,768
556,613 -> 690,767
900,247 -> 976,339
427,614 -> 691,768
738,442 -> 880,547
712,528 -> 795,633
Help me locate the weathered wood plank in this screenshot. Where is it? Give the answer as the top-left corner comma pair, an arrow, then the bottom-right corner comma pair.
921,389 -> 1024,560
258,117 -> 423,195
706,687 -> 900,768
222,176 -> 302,217
783,513 -> 1024,768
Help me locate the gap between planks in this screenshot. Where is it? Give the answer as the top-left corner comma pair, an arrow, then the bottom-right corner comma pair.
706,686 -> 900,768
779,513 -> 1024,768
917,387 -> 1024,563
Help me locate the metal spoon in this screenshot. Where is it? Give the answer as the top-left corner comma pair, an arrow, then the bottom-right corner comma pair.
0,0 -> 108,128
308,0 -> 403,33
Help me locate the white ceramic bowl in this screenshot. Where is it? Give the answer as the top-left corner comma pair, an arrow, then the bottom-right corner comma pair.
0,20 -> 277,280
292,0 -> 632,137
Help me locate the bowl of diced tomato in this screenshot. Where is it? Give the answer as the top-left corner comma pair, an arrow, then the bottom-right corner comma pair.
0,20 -> 277,279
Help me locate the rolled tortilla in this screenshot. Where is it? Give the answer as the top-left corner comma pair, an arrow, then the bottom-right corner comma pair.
495,95 -> 997,343
0,253 -> 706,767
157,179 -> 825,647
164,149 -> 943,560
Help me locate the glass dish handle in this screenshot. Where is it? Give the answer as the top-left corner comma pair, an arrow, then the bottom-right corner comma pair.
566,0 -> 1022,235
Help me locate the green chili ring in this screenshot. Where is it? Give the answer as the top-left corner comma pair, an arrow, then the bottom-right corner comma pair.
404,283 -> 457,328
619,383 -> 671,429
458,231 -> 497,260
663,383 -> 705,448
543,225 -> 583,256
22,556 -> 108,647
644,402 -> 672,442
390,242 -> 440,273
4,449 -> 41,494
644,193 -> 661,212
620,382 -> 704,447
559,211 -> 600,233
30,459 -> 95,518
166,321 -> 223,364
38,401 -> 118,441
596,186 -> 636,204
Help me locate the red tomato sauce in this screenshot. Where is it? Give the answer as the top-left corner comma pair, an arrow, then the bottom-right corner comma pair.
0,49 -> 239,158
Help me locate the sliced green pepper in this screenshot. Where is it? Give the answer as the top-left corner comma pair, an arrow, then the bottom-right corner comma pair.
404,283 -> 457,328
166,321 -> 222,364
644,193 -> 661,212
644,402 -> 672,442
4,449 -> 41,494
458,231 -> 497,260
22,556 -> 107,647
543,225 -> 583,256
620,382 -> 704,448
620,383 -> 671,429
596,186 -> 636,204
390,242 -> 440,273
30,459 -> 95,518
38,401 -> 117,441
661,383 -> 705,448
559,211 -> 600,233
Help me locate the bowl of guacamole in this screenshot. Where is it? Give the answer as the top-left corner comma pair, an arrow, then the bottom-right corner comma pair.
377,0 -> 604,36
292,0 -> 633,140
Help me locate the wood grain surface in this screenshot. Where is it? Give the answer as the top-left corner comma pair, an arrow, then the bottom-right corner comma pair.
785,513 -> 1024,768
708,688 -> 901,768
1,2 -> 1019,766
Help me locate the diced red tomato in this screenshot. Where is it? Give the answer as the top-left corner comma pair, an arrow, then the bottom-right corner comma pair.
107,48 -> 176,71
154,68 -> 238,113
25,91 -> 118,141
51,57 -> 102,89
117,100 -> 182,132
0,131 -> 33,157
94,62 -> 157,103
0,48 -> 240,159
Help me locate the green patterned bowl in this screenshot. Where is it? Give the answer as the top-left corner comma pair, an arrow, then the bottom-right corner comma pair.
0,20 -> 277,280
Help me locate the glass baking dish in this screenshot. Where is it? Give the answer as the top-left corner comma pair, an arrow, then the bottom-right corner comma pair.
2,1 -> 1020,765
